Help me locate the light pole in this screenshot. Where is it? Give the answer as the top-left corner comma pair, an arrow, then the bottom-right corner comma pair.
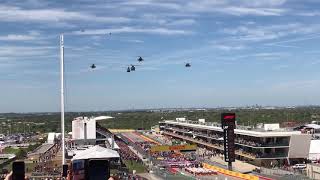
60,34 -> 66,166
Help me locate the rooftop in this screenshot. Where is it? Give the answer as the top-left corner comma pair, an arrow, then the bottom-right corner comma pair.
28,143 -> 54,156
162,120 -> 303,137
73,116 -> 114,122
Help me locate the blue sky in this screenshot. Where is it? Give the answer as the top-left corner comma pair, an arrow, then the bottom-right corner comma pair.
1,0 -> 320,112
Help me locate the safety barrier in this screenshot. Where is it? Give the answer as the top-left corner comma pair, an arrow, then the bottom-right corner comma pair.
109,129 -> 135,133
202,163 -> 259,180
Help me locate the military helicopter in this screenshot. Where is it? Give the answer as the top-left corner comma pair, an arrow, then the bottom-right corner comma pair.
185,63 -> 191,67
137,56 -> 144,62
127,64 -> 138,72
130,65 -> 136,71
90,64 -> 96,69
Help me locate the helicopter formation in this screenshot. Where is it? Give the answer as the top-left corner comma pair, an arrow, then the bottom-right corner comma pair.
90,56 -> 191,72
126,56 -> 143,72
82,30 -> 191,72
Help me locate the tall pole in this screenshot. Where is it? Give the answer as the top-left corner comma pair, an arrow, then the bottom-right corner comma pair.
60,34 -> 66,165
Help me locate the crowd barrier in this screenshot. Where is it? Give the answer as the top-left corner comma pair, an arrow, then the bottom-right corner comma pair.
136,133 -> 160,145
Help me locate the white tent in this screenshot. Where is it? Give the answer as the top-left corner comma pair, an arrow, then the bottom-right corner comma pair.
72,145 -> 120,160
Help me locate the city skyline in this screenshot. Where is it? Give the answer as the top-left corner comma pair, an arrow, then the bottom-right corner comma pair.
1,0 -> 320,112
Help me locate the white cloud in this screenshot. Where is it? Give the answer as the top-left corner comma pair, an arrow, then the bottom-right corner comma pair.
211,44 -> 245,51
0,31 -> 43,41
222,23 -> 320,42
183,1 -> 286,16
0,5 -> 130,23
272,64 -> 289,70
235,0 -> 287,7
266,33 -> 320,46
126,39 -> 144,43
271,80 -> 320,91
167,19 -> 196,26
138,13 -> 196,27
311,60 -> 320,65
297,12 -> 320,16
222,26 -> 280,41
0,46 -> 56,57
71,27 -> 192,35
115,0 -> 287,17
218,7 -> 285,16
139,14 -> 168,25
227,52 -> 290,61
0,34 -> 36,41
120,0 -> 181,10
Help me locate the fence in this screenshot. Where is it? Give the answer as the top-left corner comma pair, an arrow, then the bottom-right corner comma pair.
260,167 -> 311,180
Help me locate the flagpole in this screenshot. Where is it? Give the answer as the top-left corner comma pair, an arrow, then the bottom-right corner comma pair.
60,34 -> 66,165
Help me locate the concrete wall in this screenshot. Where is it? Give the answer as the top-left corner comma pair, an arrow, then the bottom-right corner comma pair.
72,118 -> 96,140
72,119 -> 84,140
86,118 -> 96,139
288,134 -> 312,158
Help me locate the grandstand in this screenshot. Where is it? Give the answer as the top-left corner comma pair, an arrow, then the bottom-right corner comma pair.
160,119 -> 312,167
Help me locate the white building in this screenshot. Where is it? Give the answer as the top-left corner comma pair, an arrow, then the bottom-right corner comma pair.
68,116 -> 119,154
72,116 -> 113,140
47,132 -> 61,144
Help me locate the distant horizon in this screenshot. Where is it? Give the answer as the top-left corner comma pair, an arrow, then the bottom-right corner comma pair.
1,104 -> 320,114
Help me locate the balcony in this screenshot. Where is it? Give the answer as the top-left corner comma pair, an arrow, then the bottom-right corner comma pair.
163,131 -> 224,151
235,139 -> 289,148
256,153 -> 288,159
193,133 -> 223,141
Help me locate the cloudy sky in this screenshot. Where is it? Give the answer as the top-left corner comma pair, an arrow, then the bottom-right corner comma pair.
1,0 -> 320,112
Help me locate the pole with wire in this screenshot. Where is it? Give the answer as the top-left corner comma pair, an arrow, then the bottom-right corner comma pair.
60,34 -> 66,166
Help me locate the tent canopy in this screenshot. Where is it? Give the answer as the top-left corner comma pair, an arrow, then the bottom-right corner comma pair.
93,116 -> 114,121
72,145 -> 120,160
305,124 -> 320,130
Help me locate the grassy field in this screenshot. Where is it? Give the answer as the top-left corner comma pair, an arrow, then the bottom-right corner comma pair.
123,160 -> 147,174
3,147 -> 21,154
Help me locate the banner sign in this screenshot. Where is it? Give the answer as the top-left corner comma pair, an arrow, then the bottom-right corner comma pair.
151,144 -> 196,152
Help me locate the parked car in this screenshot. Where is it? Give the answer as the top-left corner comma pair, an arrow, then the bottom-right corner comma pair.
292,164 -> 307,169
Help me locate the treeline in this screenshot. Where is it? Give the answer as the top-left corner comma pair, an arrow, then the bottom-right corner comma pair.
1,107 -> 320,132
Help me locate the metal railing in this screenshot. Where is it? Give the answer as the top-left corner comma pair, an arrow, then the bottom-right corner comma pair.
260,167 -> 311,180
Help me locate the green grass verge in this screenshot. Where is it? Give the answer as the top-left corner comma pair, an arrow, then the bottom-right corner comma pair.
3,147 -> 21,154
123,160 -> 147,174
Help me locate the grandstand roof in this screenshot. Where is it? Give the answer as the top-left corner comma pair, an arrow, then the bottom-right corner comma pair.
305,124 -> 320,129
28,143 -> 54,156
93,116 -> 114,121
72,145 -> 119,160
164,120 -> 302,137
